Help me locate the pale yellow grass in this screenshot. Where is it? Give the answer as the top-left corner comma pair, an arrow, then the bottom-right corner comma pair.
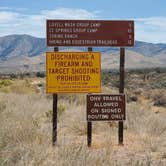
0,92 -> 166,166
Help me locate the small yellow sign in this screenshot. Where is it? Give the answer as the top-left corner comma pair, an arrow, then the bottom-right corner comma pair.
46,52 -> 101,93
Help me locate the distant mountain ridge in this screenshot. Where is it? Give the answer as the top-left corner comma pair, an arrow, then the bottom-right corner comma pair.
0,35 -> 47,60
0,34 -> 166,59
129,41 -> 166,57
0,34 -> 165,72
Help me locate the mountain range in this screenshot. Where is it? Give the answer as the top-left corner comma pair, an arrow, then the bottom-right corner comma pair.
0,34 -> 165,73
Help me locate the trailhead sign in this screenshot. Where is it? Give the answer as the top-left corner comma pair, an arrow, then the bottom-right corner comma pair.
87,94 -> 126,121
46,52 -> 101,93
47,20 -> 134,47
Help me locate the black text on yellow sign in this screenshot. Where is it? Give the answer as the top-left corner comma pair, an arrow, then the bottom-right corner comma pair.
46,52 -> 101,93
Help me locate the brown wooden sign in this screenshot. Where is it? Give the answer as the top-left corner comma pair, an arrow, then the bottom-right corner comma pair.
87,94 -> 126,121
47,20 -> 134,47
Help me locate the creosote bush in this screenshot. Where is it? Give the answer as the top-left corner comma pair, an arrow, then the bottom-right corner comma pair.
0,79 -> 12,88
150,90 -> 166,107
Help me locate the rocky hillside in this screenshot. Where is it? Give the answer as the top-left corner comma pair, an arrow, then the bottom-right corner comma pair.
0,35 -> 47,60
0,34 -> 165,72
0,34 -> 166,58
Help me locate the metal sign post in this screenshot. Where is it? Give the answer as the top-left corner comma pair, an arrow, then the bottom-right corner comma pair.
118,47 -> 125,145
52,47 -> 58,146
87,47 -> 92,147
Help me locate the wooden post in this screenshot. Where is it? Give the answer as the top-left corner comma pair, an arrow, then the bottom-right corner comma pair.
87,47 -> 92,147
52,46 -> 59,146
87,120 -> 92,147
118,47 -> 125,145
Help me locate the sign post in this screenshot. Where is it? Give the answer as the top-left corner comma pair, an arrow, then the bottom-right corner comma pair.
87,94 -> 126,146
52,47 -> 58,146
87,47 -> 92,147
118,48 -> 125,145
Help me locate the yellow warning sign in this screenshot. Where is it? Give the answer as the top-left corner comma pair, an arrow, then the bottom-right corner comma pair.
46,52 -> 101,93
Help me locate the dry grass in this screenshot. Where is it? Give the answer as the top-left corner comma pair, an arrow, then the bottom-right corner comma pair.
0,75 -> 166,165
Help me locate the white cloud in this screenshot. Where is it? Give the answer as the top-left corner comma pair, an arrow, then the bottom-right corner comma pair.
41,8 -> 98,19
0,7 -> 12,10
0,8 -> 98,37
0,6 -> 28,12
135,17 -> 166,43
0,11 -> 21,23
136,17 -> 166,29
0,8 -> 166,43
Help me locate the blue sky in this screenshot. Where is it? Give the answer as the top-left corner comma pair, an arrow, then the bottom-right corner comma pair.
0,0 -> 166,43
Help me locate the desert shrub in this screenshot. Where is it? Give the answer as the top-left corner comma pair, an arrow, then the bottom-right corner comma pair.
45,110 -> 52,119
58,94 -> 85,106
9,73 -> 18,79
148,119 -> 166,136
58,103 -> 66,118
45,104 -> 66,122
36,72 -> 45,78
126,103 -> 166,135
60,104 -> 90,136
0,79 -> 12,88
0,93 -> 52,166
126,89 -> 138,103
102,71 -> 111,85
153,96 -> 166,107
155,67 -> 166,73
37,83 -> 43,87
127,95 -> 138,102
68,120 -> 87,136
151,79 -> 166,89
57,144 -> 87,166
111,78 -> 120,88
9,80 -> 37,94
151,91 -> 166,107
133,88 -> 143,95
128,68 -> 150,74
0,101 -> 6,113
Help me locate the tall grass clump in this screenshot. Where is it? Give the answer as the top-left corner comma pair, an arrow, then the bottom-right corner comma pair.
0,92 -> 52,166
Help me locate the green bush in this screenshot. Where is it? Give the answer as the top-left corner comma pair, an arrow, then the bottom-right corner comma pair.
0,80 -> 12,88
151,79 -> 166,89
58,104 -> 66,118
45,104 -> 66,121
36,72 -> 45,78
0,101 -> 6,113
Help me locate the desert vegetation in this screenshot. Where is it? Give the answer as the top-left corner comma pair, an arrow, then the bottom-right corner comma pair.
0,68 -> 166,166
